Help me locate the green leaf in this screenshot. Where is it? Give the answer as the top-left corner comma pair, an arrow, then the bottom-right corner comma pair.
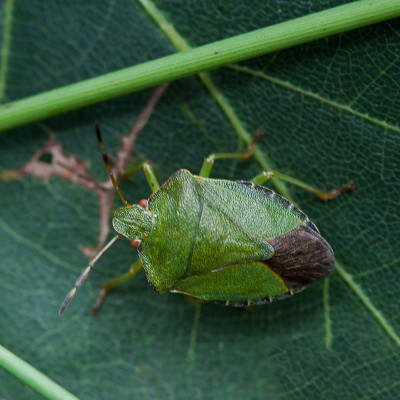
1,1 -> 399,399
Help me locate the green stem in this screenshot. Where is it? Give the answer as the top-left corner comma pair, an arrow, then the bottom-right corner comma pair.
0,0 -> 399,132
0,344 -> 80,400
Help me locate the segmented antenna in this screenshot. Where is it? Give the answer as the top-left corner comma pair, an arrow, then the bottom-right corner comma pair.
95,122 -> 130,206
59,234 -> 121,316
59,124 -> 133,316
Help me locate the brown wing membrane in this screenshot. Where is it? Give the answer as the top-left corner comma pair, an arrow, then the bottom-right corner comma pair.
266,225 -> 335,289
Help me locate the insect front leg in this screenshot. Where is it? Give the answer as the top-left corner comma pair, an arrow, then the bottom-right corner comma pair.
91,259 -> 143,315
199,130 -> 264,178
124,161 -> 160,193
250,170 -> 355,201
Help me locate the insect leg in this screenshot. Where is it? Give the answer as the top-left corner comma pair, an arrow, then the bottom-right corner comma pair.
91,259 -> 143,315
124,161 -> 160,193
199,130 -> 264,178
250,170 -> 355,201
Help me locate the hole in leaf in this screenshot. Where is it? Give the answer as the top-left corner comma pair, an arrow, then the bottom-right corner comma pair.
38,152 -> 53,164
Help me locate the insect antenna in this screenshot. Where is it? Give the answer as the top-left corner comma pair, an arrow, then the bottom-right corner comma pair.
59,234 -> 121,316
95,122 -> 130,206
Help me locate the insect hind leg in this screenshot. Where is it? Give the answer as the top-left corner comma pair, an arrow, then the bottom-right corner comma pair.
250,170 -> 355,201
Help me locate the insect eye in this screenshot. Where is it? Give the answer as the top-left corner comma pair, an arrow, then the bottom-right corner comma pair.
130,239 -> 141,248
139,199 -> 148,208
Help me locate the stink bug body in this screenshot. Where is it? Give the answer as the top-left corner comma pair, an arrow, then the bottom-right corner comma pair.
59,126 -> 354,315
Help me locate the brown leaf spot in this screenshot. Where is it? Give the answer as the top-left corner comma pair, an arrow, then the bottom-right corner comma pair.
2,84 -> 169,259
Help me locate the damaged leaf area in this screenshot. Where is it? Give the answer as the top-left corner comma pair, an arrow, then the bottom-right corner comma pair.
2,84 -> 168,258
0,2 -> 399,400
2,131 -> 115,258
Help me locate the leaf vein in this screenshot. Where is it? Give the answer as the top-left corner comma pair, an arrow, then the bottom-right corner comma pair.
77,0 -> 117,65
0,216 -> 76,272
228,64 -> 400,134
335,261 -> 400,347
0,0 -> 15,103
186,302 -> 201,363
349,52 -> 400,106
323,278 -> 332,349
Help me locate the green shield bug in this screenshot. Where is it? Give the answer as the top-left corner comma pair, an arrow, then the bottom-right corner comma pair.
59,126 -> 355,315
